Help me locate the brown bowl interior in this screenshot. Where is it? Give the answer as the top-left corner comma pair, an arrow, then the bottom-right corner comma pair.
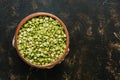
14,12 -> 69,69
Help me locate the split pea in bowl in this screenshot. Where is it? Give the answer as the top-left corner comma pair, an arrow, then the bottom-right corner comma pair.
14,12 -> 69,69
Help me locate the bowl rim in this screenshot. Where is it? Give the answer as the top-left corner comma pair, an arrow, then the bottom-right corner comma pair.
14,12 -> 69,69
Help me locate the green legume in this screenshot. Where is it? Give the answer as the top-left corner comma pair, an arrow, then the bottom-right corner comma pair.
17,16 -> 66,66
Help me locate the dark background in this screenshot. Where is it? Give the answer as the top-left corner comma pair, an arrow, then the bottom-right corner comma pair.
0,0 -> 120,80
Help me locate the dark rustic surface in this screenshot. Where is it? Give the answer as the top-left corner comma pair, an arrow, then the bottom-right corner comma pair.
0,0 -> 120,80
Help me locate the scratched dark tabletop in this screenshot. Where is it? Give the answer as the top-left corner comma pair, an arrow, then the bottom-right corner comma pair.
0,0 -> 120,80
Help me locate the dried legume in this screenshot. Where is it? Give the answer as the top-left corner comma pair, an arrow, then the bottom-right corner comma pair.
17,16 -> 66,66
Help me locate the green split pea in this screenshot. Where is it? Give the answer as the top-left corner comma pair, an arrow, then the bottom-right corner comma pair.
17,16 -> 66,66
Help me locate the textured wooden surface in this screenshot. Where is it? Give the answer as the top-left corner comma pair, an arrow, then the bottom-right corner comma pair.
0,0 -> 120,80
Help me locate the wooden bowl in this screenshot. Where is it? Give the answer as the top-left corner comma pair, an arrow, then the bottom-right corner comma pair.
14,12 -> 69,69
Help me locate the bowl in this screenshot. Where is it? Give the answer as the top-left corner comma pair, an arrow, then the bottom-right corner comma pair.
13,12 -> 69,69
